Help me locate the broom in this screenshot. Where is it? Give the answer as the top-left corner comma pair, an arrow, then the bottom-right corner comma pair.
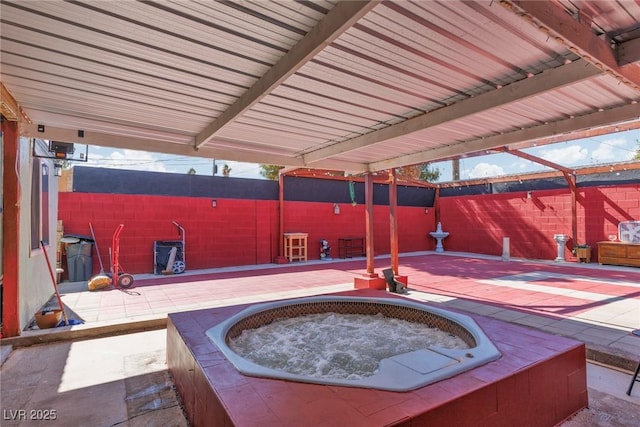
40,241 -> 70,326
89,222 -> 106,274
87,222 -> 111,291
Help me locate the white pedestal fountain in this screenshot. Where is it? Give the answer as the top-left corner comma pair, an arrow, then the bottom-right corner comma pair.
430,222 -> 450,253
553,234 -> 569,262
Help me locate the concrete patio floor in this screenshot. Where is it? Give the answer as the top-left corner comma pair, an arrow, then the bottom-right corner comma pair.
1,251 -> 639,425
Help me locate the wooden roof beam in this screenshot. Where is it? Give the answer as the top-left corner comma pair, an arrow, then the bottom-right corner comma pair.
505,1 -> 640,89
194,1 -> 380,149
507,119 -> 640,151
435,160 -> 640,188
303,59 -> 601,164
620,37 -> 640,66
501,147 -> 577,188
21,123 -> 367,172
406,120 -> 640,165
369,102 -> 640,171
1,82 -> 29,122
501,147 -> 573,174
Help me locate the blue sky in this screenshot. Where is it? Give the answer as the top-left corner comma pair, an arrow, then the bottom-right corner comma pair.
81,128 -> 638,182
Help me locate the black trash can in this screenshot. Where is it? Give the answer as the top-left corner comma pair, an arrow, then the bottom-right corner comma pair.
66,241 -> 93,282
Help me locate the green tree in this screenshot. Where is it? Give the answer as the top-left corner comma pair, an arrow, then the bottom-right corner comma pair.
259,164 -> 284,180
398,163 -> 441,182
187,167 -> 196,175
419,164 -> 441,182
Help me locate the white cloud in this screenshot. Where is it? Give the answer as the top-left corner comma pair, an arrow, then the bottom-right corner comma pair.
85,148 -> 168,172
465,162 -> 506,179
83,146 -> 266,178
510,159 -> 538,172
591,138 -> 636,162
538,145 -> 588,165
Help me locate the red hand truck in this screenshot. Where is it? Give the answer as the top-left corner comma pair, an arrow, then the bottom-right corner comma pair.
112,224 -> 134,288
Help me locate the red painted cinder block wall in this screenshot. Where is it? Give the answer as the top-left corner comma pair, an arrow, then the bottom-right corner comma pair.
438,183 -> 640,261
59,182 -> 638,275
58,193 -> 280,275
59,193 -> 433,275
284,201 -> 432,258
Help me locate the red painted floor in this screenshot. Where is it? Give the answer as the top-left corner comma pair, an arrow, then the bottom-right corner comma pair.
62,254 -> 639,320
401,255 -> 640,321
55,252 -> 639,365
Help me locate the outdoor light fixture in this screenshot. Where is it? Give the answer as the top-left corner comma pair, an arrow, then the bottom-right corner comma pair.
211,199 -> 217,208
526,191 -> 532,199
54,163 -> 63,177
424,208 -> 429,214
333,203 -> 340,215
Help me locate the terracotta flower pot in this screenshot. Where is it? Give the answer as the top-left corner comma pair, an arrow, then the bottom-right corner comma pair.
35,309 -> 63,329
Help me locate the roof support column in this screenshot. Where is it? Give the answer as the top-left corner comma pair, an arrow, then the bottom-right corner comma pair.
2,119 -> 21,337
354,173 -> 386,290
365,172 -> 375,275
389,169 -> 408,288
273,172 -> 288,264
389,169 -> 399,274
564,172 -> 578,249
503,148 -> 578,253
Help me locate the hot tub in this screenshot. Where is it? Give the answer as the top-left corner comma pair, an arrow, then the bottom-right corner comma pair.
207,296 -> 501,391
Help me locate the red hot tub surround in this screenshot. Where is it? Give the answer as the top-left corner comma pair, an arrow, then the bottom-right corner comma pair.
167,290 -> 588,426
206,296 -> 502,392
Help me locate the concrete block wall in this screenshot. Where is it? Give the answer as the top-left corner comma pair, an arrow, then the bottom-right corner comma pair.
284,201 -> 433,258
59,193 -> 434,276
58,193 -> 279,275
581,185 -> 640,246
58,177 -> 638,276
438,183 -> 640,261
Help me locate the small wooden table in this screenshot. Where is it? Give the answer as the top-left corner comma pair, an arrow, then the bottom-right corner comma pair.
283,233 -> 308,262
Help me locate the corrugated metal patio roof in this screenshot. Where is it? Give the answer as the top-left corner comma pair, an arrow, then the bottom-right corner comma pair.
1,0 -> 639,173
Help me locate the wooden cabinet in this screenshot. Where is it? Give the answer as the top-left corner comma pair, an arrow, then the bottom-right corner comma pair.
597,241 -> 640,267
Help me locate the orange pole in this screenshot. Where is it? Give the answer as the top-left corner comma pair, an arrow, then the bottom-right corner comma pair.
564,172 -> 578,245
277,172 -> 285,261
389,169 -> 399,274
365,173 -> 375,274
